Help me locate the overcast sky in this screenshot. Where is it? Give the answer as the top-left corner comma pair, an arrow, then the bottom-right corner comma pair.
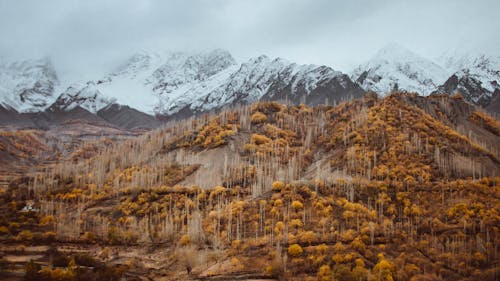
0,0 -> 499,78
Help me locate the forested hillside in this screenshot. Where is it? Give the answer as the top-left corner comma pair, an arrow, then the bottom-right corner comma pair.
0,93 -> 499,281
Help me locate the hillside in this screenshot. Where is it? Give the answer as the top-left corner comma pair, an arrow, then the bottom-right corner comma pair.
0,93 -> 499,281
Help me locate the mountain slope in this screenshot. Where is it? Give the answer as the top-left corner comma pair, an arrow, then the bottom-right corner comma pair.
31,106 -> 111,129
485,90 -> 500,114
97,104 -> 161,129
0,104 -> 38,127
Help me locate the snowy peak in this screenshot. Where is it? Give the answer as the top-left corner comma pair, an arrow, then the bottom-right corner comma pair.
372,43 -> 424,63
182,55 -> 362,113
49,82 -> 115,114
150,49 -> 237,94
353,43 -> 448,95
143,53 -> 362,116
47,49 -> 238,116
20,50 -> 362,120
7,46 -> 498,128
109,51 -> 165,80
438,50 -> 500,73
434,52 -> 500,106
0,57 -> 58,112
353,44 -> 500,112
225,55 -> 344,101
196,49 -> 238,77
444,53 -> 499,87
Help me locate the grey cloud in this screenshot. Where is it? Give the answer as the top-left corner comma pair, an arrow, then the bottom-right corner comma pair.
0,0 -> 498,78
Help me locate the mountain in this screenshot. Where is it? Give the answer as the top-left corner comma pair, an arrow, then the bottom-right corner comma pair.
2,47 -> 499,129
352,44 -> 500,113
352,43 -> 449,95
154,55 -> 365,116
148,49 -> 239,115
49,49 -> 364,119
47,49 -> 239,116
0,50 -> 363,129
0,57 -> 58,113
433,53 -> 500,108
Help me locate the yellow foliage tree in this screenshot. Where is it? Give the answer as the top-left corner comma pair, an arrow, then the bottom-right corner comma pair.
288,244 -> 303,257
372,255 -> 395,281
251,111 -> 267,124
317,264 -> 333,281
291,200 -> 304,211
180,234 -> 191,246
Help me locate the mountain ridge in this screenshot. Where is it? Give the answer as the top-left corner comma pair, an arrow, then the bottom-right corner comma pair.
0,47 -> 499,130
0,50 -> 366,129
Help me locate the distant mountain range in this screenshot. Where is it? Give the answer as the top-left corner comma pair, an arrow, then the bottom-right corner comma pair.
1,44 -> 498,129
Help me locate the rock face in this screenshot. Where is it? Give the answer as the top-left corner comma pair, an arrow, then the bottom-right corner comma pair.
48,82 -> 115,114
433,73 -> 492,106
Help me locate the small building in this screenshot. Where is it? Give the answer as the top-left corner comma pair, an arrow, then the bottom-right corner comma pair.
21,200 -> 39,212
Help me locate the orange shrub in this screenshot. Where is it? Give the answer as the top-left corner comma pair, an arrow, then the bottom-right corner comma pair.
251,111 -> 267,124
251,134 -> 272,145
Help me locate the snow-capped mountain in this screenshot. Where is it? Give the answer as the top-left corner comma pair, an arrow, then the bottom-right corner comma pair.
149,54 -> 364,116
189,55 -> 363,111
149,49 -> 238,114
0,57 -> 58,113
49,49 -> 238,115
49,51 -> 166,114
352,43 -> 449,95
433,53 -> 500,106
1,46 -> 498,129
49,49 -> 363,118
